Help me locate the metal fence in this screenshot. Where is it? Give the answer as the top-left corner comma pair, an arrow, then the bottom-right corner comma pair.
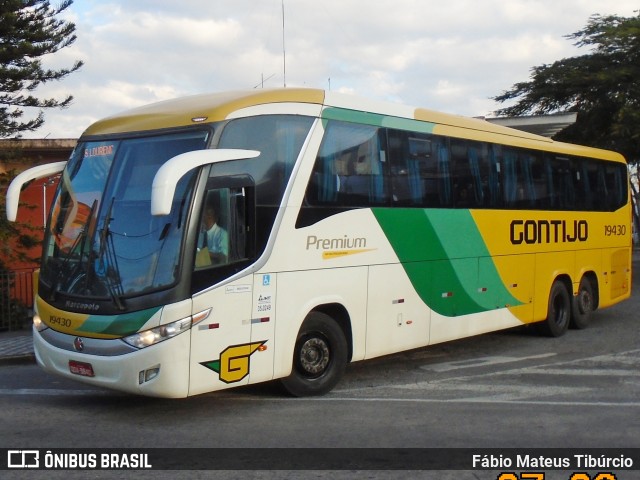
0,268 -> 35,331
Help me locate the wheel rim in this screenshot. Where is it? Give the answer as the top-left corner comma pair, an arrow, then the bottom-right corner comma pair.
577,288 -> 593,314
298,336 -> 330,377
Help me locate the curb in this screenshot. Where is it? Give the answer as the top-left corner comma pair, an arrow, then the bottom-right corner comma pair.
0,353 -> 35,366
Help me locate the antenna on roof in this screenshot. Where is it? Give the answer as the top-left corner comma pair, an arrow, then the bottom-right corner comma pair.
282,0 -> 286,87
254,73 -> 275,89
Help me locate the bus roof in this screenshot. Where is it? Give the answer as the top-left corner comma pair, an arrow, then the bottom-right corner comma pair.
82,89 -> 326,136
81,88 -> 625,163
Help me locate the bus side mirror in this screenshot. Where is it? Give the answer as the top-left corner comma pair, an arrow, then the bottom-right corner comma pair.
5,161 -> 67,222
150,149 -> 259,216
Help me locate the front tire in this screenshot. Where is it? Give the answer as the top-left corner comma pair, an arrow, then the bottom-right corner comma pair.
280,312 -> 348,397
570,276 -> 594,329
537,280 -> 570,337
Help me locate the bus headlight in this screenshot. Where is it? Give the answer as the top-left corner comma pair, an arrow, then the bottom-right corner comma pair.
123,317 -> 192,349
33,314 -> 48,332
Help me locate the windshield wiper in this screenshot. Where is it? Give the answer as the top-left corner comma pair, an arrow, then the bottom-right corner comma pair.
51,199 -> 98,301
94,197 -> 126,310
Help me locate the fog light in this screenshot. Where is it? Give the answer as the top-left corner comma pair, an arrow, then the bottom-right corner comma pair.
138,366 -> 160,384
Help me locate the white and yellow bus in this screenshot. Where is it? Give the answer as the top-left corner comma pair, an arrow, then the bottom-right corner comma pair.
6,89 -> 632,398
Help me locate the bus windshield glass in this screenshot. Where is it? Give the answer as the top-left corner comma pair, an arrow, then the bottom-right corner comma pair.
41,130 -> 210,301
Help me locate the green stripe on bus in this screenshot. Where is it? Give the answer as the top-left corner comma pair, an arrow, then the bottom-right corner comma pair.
372,208 -> 521,316
322,107 -> 435,133
76,306 -> 161,337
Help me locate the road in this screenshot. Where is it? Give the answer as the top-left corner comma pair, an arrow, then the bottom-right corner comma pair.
1,264 -> 639,479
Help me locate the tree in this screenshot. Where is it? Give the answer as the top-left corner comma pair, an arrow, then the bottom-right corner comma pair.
494,13 -> 640,241
0,168 -> 41,265
493,12 -> 640,164
0,0 -> 83,138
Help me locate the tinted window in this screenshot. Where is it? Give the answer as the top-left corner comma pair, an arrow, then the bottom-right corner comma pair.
298,121 -> 628,227
306,120 -> 387,207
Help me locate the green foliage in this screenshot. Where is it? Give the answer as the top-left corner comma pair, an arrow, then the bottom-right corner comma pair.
0,169 -> 41,270
494,13 -> 640,163
0,0 -> 83,138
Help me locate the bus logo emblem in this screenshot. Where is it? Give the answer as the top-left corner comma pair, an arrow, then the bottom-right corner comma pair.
73,337 -> 84,352
200,341 -> 267,384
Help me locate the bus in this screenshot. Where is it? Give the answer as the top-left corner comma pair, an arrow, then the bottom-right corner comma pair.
6,88 -> 632,398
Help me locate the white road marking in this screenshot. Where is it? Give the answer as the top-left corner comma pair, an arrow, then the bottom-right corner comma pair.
311,397 -> 640,407
518,368 -> 639,376
339,348 -> 640,406
419,353 -> 557,372
0,388 -> 113,396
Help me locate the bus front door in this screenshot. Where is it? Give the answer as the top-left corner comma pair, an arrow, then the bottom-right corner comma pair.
188,281 -> 253,396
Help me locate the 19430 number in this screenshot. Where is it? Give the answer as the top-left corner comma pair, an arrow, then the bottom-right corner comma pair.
604,224 -> 626,236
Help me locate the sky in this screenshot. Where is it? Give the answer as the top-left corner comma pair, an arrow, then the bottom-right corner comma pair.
26,0 -> 639,139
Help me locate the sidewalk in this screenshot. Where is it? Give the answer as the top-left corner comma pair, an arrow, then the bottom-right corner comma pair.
0,328 -> 35,365
1,248 -> 639,366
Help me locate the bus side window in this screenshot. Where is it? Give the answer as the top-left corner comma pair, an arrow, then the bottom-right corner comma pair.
502,148 -> 518,207
195,186 -> 250,269
307,120 -> 387,207
450,139 -> 490,208
466,144 -> 485,208
388,130 -> 432,207
555,158 -> 576,210
521,154 -> 538,208
487,145 -> 502,208
450,139 -> 469,207
528,153 -> 548,209
582,160 -> 599,210
604,162 -> 627,211
433,137 -> 452,207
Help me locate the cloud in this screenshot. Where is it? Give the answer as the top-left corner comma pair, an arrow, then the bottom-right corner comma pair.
24,0 -> 640,138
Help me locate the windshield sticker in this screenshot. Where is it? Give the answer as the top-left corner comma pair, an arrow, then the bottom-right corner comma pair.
225,284 -> 252,294
84,144 -> 115,158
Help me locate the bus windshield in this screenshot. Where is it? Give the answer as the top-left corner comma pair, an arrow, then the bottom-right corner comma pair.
41,130 -> 210,302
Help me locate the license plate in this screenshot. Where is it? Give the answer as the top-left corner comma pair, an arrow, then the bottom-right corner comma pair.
69,360 -> 95,377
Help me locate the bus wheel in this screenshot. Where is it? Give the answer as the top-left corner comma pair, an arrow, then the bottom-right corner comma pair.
280,312 -> 348,397
537,280 -> 570,337
570,276 -> 594,329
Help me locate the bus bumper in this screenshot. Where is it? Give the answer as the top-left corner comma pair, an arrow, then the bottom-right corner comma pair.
33,325 -> 191,398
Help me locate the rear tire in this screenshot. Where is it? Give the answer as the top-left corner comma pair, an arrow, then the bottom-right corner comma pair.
280,312 -> 348,397
537,280 -> 570,337
570,276 -> 594,329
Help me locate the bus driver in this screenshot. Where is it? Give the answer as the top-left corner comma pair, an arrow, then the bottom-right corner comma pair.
199,204 -> 228,265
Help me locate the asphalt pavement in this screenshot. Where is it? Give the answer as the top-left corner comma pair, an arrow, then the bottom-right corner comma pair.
2,248 -> 639,366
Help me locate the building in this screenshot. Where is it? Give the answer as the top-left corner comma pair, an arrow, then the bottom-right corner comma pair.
486,112 -> 578,138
